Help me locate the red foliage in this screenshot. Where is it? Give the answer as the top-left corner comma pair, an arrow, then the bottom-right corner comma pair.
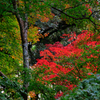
34,30 -> 100,99
55,91 -> 63,99
84,4 -> 92,14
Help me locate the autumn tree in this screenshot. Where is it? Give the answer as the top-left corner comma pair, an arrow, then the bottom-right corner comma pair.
29,0 -> 100,65
0,0 -> 100,100
0,0 -> 55,99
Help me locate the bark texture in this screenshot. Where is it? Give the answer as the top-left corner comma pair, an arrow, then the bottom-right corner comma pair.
12,0 -> 29,99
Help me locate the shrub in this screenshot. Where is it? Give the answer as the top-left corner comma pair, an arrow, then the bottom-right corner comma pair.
61,74 -> 100,100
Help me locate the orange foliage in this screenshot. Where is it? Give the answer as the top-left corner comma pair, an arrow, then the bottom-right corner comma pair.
36,12 -> 54,22
44,33 -> 49,37
97,25 -> 100,29
11,56 -> 15,59
0,47 -> 3,51
65,4 -> 70,9
29,91 -> 36,99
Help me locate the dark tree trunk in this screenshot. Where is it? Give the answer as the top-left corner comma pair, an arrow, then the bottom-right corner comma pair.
16,14 -> 29,100
17,14 -> 29,69
12,1 -> 29,100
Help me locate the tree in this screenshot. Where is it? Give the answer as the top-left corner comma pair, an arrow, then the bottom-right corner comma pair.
35,30 -> 100,99
29,0 -> 100,65
0,0 -> 54,99
0,0 -> 100,100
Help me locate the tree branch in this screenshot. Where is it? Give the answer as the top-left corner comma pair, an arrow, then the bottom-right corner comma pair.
37,22 -> 75,44
50,6 -> 89,20
50,6 -> 100,30
0,71 -> 7,78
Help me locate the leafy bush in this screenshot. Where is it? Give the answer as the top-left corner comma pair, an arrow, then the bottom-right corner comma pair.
61,74 -> 100,100
34,30 -> 100,99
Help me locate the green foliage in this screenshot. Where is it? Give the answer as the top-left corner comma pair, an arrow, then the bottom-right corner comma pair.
0,15 -> 23,78
25,68 -> 56,100
0,0 -> 100,99
0,76 -> 24,100
28,81 -> 55,100
61,74 -> 100,100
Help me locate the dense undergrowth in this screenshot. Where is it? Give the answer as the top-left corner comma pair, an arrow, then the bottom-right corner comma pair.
61,73 -> 100,100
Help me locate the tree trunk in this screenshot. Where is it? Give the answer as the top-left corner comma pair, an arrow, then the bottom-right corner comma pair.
17,16 -> 29,68
12,1 -> 29,99
13,3 -> 29,100
16,14 -> 29,100
12,1 -> 29,68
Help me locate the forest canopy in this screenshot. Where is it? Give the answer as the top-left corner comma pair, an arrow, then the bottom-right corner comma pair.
0,0 -> 100,100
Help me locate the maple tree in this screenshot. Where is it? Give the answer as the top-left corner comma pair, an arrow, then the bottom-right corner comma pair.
0,0 -> 100,100
34,30 -> 100,99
